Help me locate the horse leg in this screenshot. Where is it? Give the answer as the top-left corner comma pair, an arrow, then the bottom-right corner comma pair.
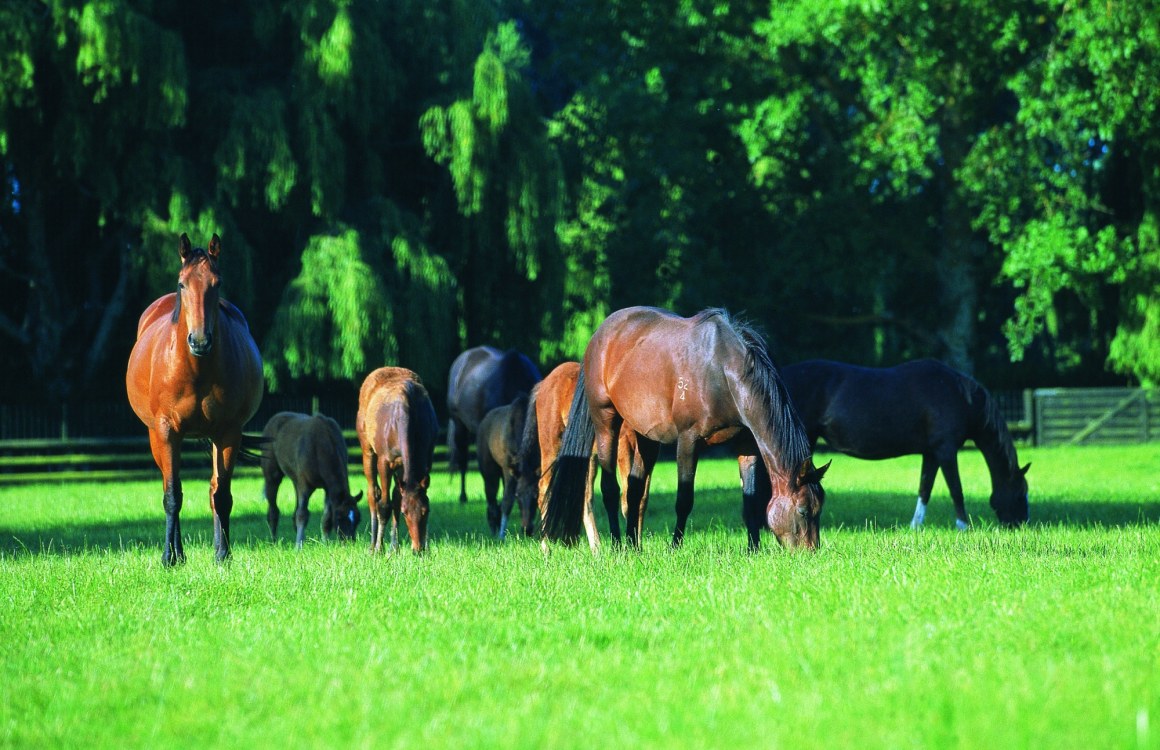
373,456 -> 392,554
210,439 -> 240,563
293,484 -> 312,549
939,453 -> 970,530
263,468 -> 283,542
593,414 -> 622,546
911,453 -> 939,528
498,467 -> 517,541
449,419 -> 470,504
483,465 -> 502,537
149,427 -> 185,566
363,447 -> 382,553
623,437 -> 659,548
389,480 -> 403,553
671,433 -> 700,548
737,453 -> 767,551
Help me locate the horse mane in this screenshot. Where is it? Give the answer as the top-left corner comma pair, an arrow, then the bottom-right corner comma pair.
968,377 -> 1020,474
698,308 -> 813,474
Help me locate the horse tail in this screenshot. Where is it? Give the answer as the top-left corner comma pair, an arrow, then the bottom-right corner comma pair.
516,389 -> 541,481
542,368 -> 595,543
198,433 -> 269,465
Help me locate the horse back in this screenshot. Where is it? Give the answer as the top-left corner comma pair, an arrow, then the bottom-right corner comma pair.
783,359 -> 973,458
588,307 -> 742,441
264,411 -> 348,490
358,367 -> 438,480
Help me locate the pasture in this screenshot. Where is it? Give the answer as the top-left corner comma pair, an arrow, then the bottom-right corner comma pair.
1,443 -> 1157,749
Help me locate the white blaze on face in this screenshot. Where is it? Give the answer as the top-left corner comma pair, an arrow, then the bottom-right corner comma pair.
911,497 -> 926,527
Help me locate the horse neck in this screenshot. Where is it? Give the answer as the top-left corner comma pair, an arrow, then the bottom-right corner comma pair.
729,373 -> 808,487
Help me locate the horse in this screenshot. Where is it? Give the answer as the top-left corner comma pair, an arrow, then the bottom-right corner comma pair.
515,362 -> 649,544
779,359 -> 1030,529
446,346 -> 541,504
260,411 -> 363,548
356,367 -> 439,553
126,233 -> 264,565
542,307 -> 829,552
475,394 -> 532,539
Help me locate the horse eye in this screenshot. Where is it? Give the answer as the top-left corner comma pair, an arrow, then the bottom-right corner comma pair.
178,282 -> 185,290
796,505 -> 809,518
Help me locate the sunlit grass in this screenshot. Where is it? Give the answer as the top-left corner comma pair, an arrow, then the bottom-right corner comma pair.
1,444 -> 1157,748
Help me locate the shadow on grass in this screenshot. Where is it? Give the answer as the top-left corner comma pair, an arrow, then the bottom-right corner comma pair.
2,483 -> 1157,559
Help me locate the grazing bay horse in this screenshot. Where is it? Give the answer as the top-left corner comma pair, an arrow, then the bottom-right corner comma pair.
446,346 -> 541,504
476,394 -> 531,539
261,411 -> 362,548
126,233 -> 263,565
515,362 -> 649,544
780,359 -> 1030,528
357,367 -> 439,553
543,307 -> 829,551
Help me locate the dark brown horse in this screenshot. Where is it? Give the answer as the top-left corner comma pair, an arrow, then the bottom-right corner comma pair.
261,411 -> 362,547
126,234 -> 264,565
356,367 -> 439,553
780,359 -> 1030,528
446,346 -> 541,504
543,307 -> 828,551
515,362 -> 648,544
476,394 -> 531,539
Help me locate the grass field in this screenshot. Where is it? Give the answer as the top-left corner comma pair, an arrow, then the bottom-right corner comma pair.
1,443 -> 1158,749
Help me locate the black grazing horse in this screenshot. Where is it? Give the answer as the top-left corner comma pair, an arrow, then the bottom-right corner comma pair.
780,359 -> 1030,528
446,346 -> 541,504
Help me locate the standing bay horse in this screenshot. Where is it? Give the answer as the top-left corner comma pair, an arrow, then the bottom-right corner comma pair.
261,411 -> 362,548
476,394 -> 531,539
446,346 -> 541,504
779,359 -> 1030,528
126,233 -> 264,565
357,367 -> 439,553
515,362 -> 649,544
543,307 -> 829,551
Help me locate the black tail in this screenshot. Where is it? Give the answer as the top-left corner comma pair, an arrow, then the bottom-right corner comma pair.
515,390 -> 541,485
196,433 -> 270,465
542,368 -> 596,543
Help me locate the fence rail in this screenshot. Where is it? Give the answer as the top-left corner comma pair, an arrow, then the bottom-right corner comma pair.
0,388 -> 1154,484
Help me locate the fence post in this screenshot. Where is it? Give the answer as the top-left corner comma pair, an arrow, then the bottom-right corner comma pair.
311,395 -> 320,416
61,403 -> 69,441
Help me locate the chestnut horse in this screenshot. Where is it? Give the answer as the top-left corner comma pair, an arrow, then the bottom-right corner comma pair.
476,394 -> 531,539
543,307 -> 828,551
126,234 -> 264,565
780,359 -> 1030,528
515,362 -> 649,544
356,367 -> 439,553
261,411 -> 363,547
446,346 -> 541,504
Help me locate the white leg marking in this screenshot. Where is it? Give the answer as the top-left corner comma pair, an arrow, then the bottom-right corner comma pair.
911,497 -> 926,527
955,518 -> 970,531
498,514 -> 508,541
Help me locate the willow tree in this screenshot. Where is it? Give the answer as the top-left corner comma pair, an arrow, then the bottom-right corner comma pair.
419,20 -> 565,362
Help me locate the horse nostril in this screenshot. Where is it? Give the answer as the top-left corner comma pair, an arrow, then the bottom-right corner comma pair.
187,332 -> 213,356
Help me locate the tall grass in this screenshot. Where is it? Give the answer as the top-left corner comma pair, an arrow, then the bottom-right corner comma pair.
1,444 -> 1157,749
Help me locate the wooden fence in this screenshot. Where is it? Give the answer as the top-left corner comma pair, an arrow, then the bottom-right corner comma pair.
0,388 -> 1154,484
1033,388 -> 1159,446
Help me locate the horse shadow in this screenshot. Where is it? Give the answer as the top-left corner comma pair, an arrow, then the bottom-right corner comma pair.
2,469 -> 1155,559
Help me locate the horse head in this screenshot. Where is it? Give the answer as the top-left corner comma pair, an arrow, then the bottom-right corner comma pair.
175,233 -> 222,357
991,462 -> 1030,526
767,459 -> 830,550
329,489 -> 363,541
400,476 -> 431,553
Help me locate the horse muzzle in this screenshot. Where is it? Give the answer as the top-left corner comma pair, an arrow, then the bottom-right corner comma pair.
187,332 -> 213,357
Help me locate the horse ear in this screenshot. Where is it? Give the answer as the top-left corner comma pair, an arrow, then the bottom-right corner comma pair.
798,459 -> 831,486
1020,462 -> 1031,476
179,233 -> 193,260
208,234 -> 222,259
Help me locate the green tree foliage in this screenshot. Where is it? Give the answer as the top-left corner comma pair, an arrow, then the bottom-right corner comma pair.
2,0 -> 1158,409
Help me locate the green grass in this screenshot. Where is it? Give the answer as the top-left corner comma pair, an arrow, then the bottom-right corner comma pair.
1,444 -> 1158,749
